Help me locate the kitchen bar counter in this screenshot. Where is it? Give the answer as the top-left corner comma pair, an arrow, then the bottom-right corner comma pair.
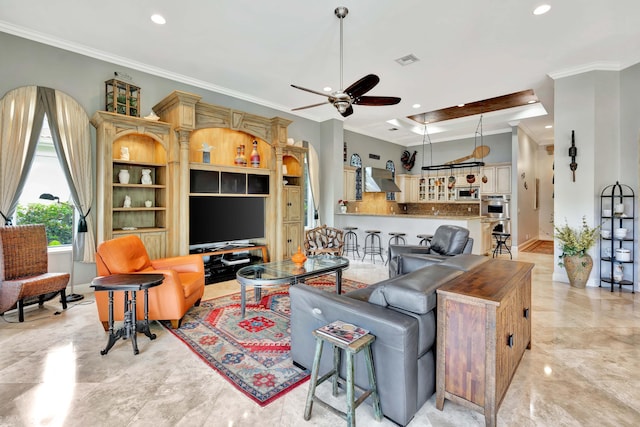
334,213 -> 484,256
337,212 -> 483,220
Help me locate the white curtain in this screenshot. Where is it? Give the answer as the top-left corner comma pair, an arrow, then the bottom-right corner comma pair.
54,90 -> 96,262
0,86 -> 39,224
307,144 -> 321,226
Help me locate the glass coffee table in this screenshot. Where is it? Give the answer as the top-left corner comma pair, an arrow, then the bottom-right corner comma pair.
236,255 -> 349,318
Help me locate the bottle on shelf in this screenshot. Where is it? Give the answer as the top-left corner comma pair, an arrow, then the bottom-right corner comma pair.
250,140 -> 260,168
234,145 -> 247,166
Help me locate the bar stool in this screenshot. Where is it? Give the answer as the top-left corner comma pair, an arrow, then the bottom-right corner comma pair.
492,232 -> 512,259
362,230 -> 384,264
343,227 -> 360,259
386,232 -> 406,265
417,234 -> 433,246
304,329 -> 383,427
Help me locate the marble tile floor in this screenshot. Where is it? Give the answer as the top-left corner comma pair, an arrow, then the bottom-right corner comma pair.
0,252 -> 638,427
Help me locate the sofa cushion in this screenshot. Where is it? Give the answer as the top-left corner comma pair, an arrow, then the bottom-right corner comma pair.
366,265 -> 463,314
429,226 -> 470,255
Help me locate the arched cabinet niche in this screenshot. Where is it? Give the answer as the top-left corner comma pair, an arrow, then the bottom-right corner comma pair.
91,111 -> 172,259
153,91 -> 305,261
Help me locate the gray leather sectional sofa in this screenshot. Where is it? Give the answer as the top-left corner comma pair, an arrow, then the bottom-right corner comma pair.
290,254 -> 489,426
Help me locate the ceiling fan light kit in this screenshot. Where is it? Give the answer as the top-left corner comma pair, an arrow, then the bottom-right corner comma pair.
291,6 -> 401,117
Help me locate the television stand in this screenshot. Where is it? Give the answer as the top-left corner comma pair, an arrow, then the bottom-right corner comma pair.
192,245 -> 268,285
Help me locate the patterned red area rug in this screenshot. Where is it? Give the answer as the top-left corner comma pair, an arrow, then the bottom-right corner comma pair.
161,275 -> 368,406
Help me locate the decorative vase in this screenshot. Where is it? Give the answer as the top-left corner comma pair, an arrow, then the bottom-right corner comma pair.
563,254 -> 593,288
250,140 -> 260,168
118,169 -> 130,184
340,205 -> 347,214
291,246 -> 307,267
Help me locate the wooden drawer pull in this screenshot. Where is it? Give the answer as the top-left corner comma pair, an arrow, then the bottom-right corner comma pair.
507,334 -> 514,348
523,308 -> 530,319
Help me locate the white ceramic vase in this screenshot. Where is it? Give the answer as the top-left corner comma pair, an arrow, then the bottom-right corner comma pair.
118,169 -> 130,184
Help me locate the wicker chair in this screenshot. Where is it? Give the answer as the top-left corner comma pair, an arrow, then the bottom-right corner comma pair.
0,224 -> 69,322
304,224 -> 344,256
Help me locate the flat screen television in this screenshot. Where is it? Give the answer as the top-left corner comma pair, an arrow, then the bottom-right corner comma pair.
189,196 -> 265,247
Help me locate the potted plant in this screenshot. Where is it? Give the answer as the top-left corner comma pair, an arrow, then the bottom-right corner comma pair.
338,199 -> 348,214
554,216 -> 599,288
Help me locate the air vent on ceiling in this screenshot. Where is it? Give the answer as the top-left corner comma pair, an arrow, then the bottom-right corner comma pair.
395,54 -> 420,66
388,127 -> 399,131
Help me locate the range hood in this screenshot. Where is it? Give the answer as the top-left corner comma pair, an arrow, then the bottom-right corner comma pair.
364,167 -> 402,192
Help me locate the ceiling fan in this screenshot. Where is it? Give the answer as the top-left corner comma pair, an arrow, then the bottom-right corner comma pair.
291,6 -> 401,118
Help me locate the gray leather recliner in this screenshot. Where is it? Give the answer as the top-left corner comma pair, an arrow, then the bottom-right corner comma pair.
388,224 -> 473,277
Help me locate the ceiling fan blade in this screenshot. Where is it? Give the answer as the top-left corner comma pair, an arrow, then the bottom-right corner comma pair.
291,84 -> 330,98
344,74 -> 380,98
291,101 -> 330,111
340,105 -> 354,117
354,96 -> 402,106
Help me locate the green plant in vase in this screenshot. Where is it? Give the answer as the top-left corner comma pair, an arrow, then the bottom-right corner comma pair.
554,216 -> 599,288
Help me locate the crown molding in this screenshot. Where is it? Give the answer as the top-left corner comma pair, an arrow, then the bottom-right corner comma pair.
0,21 -> 323,123
548,61 -> 622,80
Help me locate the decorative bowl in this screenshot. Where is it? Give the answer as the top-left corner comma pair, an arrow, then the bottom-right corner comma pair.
614,228 -> 628,239
615,248 -> 631,262
601,230 -> 611,238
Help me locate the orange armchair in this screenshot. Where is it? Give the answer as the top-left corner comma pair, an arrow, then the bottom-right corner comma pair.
94,235 -> 204,329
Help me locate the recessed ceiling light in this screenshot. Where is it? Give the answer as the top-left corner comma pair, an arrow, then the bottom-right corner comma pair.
151,14 -> 166,25
323,86 -> 332,92
527,100 -> 537,104
545,125 -> 553,129
457,104 -> 465,107
533,4 -> 551,15
412,104 -> 421,109
395,54 -> 420,66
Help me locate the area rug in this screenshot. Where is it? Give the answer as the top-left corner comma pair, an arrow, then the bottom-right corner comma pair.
161,275 -> 368,406
522,240 -> 554,254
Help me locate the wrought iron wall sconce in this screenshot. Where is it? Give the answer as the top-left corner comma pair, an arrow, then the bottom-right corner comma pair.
569,130 -> 577,182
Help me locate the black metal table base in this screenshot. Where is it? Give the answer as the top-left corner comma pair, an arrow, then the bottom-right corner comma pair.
92,274 -> 165,356
100,289 -> 157,355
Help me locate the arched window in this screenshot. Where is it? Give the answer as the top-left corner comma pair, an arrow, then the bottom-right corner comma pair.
386,160 -> 396,201
0,86 -> 95,262
350,154 -> 362,201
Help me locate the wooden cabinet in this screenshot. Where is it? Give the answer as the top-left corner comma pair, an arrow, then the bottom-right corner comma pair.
283,186 -> 302,222
495,165 -> 512,194
436,259 -> 533,427
396,175 -> 416,203
283,222 -> 302,259
343,166 -> 357,201
480,164 -> 511,195
92,111 -> 171,259
152,91 -> 299,260
480,167 -> 496,194
281,146 -> 306,259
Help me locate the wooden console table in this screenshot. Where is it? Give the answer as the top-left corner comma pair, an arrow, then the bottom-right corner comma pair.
435,259 -> 534,427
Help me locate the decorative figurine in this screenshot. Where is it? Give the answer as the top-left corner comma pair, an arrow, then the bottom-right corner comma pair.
201,143 -> 213,163
123,195 -> 131,208
141,169 -> 152,185
120,146 -> 130,161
